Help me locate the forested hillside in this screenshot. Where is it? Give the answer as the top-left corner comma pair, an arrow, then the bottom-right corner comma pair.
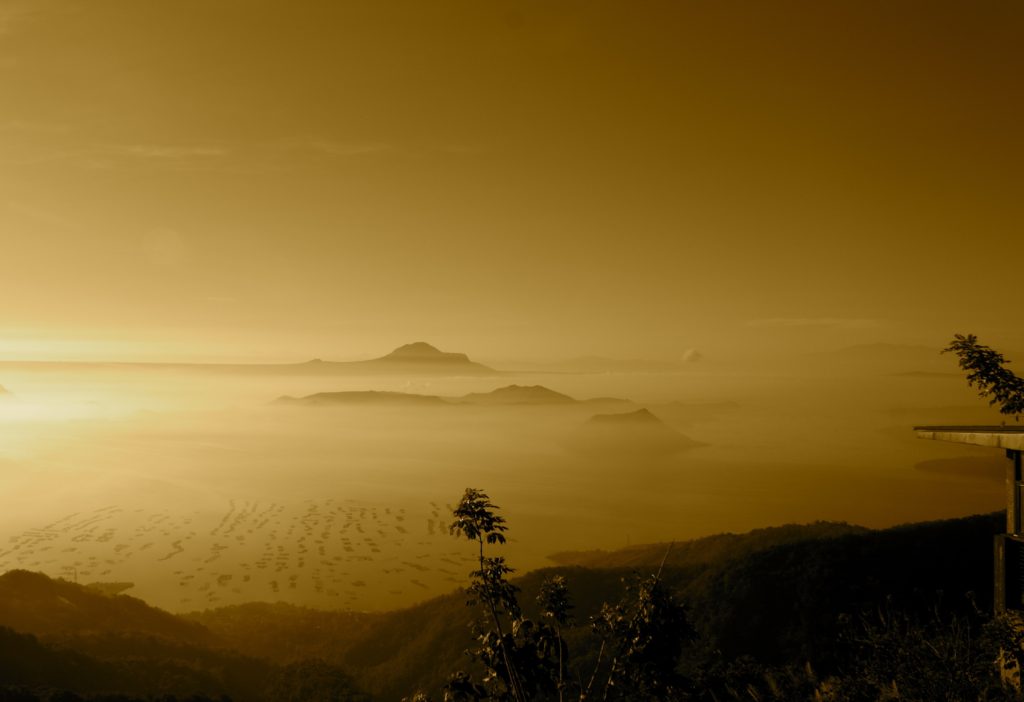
190,512 -> 1004,700
0,512 -> 1008,701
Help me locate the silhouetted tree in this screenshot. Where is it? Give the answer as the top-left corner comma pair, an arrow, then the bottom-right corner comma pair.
587,563 -> 695,701
449,488 -> 528,701
944,334 -> 1024,420
439,488 -> 695,702
537,576 -> 572,702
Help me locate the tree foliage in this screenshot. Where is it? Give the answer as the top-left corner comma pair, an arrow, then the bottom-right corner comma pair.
444,489 -> 560,702
815,598 -> 1019,702
450,489 -> 509,546
430,488 -> 696,702
590,570 -> 695,700
944,334 -> 1024,419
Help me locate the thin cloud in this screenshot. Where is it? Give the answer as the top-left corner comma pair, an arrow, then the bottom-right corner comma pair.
746,318 -> 880,330
0,143 -> 227,170
2,136 -> 408,175
103,144 -> 228,159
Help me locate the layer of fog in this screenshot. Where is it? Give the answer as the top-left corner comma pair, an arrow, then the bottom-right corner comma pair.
0,355 -> 1008,612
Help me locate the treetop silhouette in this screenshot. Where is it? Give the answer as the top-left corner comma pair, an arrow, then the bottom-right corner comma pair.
944,334 -> 1024,420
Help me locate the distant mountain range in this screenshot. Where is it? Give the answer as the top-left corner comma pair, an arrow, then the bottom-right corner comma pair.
0,342 -> 500,377
276,390 -> 451,407
276,386 -> 708,453
276,383 -> 629,407
0,344 -> 715,378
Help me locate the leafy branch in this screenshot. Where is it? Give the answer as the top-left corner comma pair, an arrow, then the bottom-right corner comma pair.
943,334 -> 1024,420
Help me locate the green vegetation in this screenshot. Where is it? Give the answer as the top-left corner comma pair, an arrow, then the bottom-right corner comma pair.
944,334 -> 1024,419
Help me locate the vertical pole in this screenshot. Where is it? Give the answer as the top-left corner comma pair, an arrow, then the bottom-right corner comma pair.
996,535 -> 1007,613
998,451 -> 1023,612
1008,450 -> 1021,535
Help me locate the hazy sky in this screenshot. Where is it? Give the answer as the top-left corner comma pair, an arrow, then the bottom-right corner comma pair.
1,0 -> 1022,362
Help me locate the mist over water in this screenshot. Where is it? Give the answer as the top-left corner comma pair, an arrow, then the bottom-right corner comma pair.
0,356 -> 1006,612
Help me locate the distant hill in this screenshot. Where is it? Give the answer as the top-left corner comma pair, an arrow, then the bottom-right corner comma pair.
377,342 -> 471,363
275,390 -> 449,407
459,384 -> 577,405
277,383 -> 631,409
287,342 -> 498,376
0,570 -> 213,646
350,342 -> 497,375
0,571 -> 277,700
586,407 -> 663,426
548,521 -> 869,568
573,408 -> 705,454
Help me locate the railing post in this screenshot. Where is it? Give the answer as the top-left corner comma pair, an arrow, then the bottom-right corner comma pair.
1008,450 -> 1022,535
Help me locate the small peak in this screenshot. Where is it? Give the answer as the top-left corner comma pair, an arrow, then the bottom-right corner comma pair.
389,342 -> 443,356
491,384 -> 570,398
380,342 -> 471,364
461,384 -> 576,404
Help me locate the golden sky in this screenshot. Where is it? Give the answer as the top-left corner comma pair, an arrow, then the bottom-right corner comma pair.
1,0 -> 1022,362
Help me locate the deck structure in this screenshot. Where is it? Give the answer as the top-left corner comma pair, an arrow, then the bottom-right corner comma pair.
915,425 -> 1024,612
